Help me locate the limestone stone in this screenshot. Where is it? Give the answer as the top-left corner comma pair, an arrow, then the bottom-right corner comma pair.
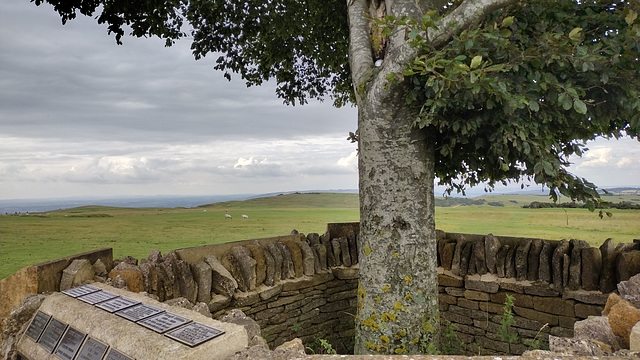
465,274 -> 499,293
450,234 -> 467,276
581,247 -> 603,291
222,252 -> 248,292
208,294 -> 232,312
618,273 -> 640,308
563,253 -> 570,289
338,237 -> 352,267
320,233 -> 336,268
231,246 -> 258,291
523,282 -> 560,297
532,297 -> 575,317
92,258 -> 108,277
563,289 -> 609,305
165,296 -> 194,309
574,303 -> 605,318
514,306 -> 559,326
527,239 -> 545,281
437,271 -> 463,287
306,232 -> 320,246
175,259 -> 198,303
263,246 -> 276,286
245,244 -> 267,286
276,242 -> 295,279
549,335 -> 609,356
617,250 -> 640,282
264,243 -> 283,284
538,241 -> 556,283
631,322 -> 640,351
309,244 -> 322,273
552,240 -> 570,289
191,261 -> 212,303
499,277 -> 525,293
515,238 -> 532,281
233,290 -> 260,307
568,239 -> 589,290
484,234 -> 501,274
459,242 -> 473,277
0,293 -> 46,360
297,241 -> 316,276
346,229 -> 358,265
107,274 -> 128,289
607,297 -> 640,347
258,284 -> 283,301
281,241 -> 304,278
147,249 -> 163,263
280,271 -> 334,292
574,316 -> 624,351
330,238 -> 342,267
139,262 -> 161,298
120,255 -> 139,266
313,244 -> 328,271
108,262 -> 143,293
603,293 -> 624,316
441,241 -> 456,271
60,259 -> 95,291
332,266 -> 359,280
205,254 -> 239,297
599,238 -> 618,293
505,244 -> 517,278
157,257 -> 178,300
221,309 -> 262,346
496,244 -> 510,278
472,240 -> 488,275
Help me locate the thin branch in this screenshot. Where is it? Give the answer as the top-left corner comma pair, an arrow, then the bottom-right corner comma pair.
347,0 -> 375,96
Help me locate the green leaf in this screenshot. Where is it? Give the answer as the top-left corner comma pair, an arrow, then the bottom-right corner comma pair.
470,55 -> 482,69
501,16 -> 514,28
626,10 -> 638,26
573,99 -> 587,114
568,27 -> 582,42
529,100 -> 540,112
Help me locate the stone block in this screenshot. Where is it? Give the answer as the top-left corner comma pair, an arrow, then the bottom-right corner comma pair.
332,266 -> 359,280
245,244 -> 267,286
439,293 -> 458,305
484,234 -> 501,274
574,303 -> 604,318
296,241 -> 316,276
450,234 -> 467,276
437,271 -> 463,287
505,245 -> 517,279
574,316 -> 624,351
515,238 -> 532,281
599,238 -> 617,293
191,261 -> 212,303
320,233 -> 336,268
563,289 -> 609,305
441,241 -> 456,271
538,241 -> 556,283
631,322 -> 640,351
205,255 -> 238,297
258,284 -> 283,301
108,262 -> 143,293
276,242 -> 295,280
532,297 -> 575,317
464,289 -> 490,301
208,294 -> 231,313
514,306 -> 558,326
472,240 -> 488,275
617,250 -> 640,282
330,238 -> 342,267
607,297 -> 640,347
60,259 -> 95,291
552,240 -> 570,290
581,247 -> 602,291
281,241 -> 304,278
313,244 -> 327,271
459,242 -> 473,277
618,273 -> 640,308
523,283 -> 560,297
527,239 -> 544,281
465,274 -> 499,293
458,298 -> 479,310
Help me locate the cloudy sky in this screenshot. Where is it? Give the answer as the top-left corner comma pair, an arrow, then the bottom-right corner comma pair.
1,1 -> 638,201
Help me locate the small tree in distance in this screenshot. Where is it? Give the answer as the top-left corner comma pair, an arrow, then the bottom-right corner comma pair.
29,0 -> 640,354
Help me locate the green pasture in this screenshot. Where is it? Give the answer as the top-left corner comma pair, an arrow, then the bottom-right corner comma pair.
1,193 -> 639,280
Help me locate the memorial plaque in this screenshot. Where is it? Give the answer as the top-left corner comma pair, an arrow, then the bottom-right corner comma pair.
76,337 -> 108,360
165,322 -> 224,347
61,284 -> 100,298
95,296 -> 140,313
54,326 -> 86,360
104,348 -> 133,360
78,290 -> 119,305
116,303 -> 164,322
138,312 -> 191,333
25,311 -> 52,341
38,318 -> 67,352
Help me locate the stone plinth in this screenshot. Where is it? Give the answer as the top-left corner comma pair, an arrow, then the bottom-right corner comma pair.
17,284 -> 248,359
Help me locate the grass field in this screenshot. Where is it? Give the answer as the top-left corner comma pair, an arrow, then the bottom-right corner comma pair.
1,192 -> 638,280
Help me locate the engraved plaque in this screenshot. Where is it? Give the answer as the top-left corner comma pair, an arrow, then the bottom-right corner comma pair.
138,312 -> 191,333
95,296 -> 140,313
38,318 -> 67,352
76,337 -> 108,360
25,311 -> 52,341
116,303 -> 164,322
77,290 -> 118,305
165,322 -> 224,347
54,326 -> 86,360
61,284 -> 100,298
104,348 -> 133,360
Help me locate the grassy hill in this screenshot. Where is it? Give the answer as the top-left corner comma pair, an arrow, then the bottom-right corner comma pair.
1,192 -> 638,280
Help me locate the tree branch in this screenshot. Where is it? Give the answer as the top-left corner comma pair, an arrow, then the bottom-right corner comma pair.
348,0 -> 375,99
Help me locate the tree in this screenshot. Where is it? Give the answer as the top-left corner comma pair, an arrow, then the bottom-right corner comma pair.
31,0 -> 640,354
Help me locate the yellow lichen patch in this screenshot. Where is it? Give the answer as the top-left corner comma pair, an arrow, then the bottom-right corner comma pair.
365,246 -> 372,255
404,293 -> 414,302
412,337 -> 419,345
379,335 -> 390,344
375,296 -> 382,303
382,285 -> 390,292
417,289 -> 423,294
422,321 -> 432,333
394,329 -> 407,339
365,341 -> 377,350
361,317 -> 379,331
393,301 -> 407,312
404,275 -> 413,284
381,312 -> 396,322
394,344 -> 407,354
392,252 -> 399,258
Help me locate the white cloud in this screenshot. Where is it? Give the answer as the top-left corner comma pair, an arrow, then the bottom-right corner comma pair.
337,150 -> 358,171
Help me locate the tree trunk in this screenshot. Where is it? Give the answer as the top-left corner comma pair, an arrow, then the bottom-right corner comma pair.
354,92 -> 439,354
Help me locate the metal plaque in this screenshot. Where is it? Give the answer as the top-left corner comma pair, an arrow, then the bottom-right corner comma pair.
25,311 -> 52,341
165,322 -> 224,347
61,284 -> 100,298
104,348 -> 133,360
138,312 -> 191,333
38,318 -> 67,352
77,290 -> 119,305
76,337 -> 108,360
54,326 -> 86,360
95,296 -> 140,313
116,303 -> 164,322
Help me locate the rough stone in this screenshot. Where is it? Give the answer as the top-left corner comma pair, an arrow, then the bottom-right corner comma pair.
306,232 -> 320,246
205,254 -> 239,297
333,266 -> 359,280
263,247 -> 276,287
120,255 -> 139,266
221,309 -> 262,346
191,261 -> 212,303
523,282 -> 560,297
552,240 -> 570,289
245,244 -> 267,286
107,274 -> 128,289
346,229 -> 358,265
631,322 -> 640,351
147,249 -> 163,263
175,259 -> 198,303
549,335 -> 610,356
441,241 -> 456,271
575,303 -> 605,318
617,250 -> 640,283
505,244 -> 517,279
281,241 -> 304,278
533,297 -> 575,317
459,242 -> 473,277
450,234 -> 467,276
599,238 -> 618,293
607,296 -> 640,347
563,289 -> 609,305
320,233 -> 336,268
258,284 -> 283,301
108,262 -> 143,293
574,316 -> 624,351
92,258 -> 108,277
465,274 -> 499,293
515,238 -> 532,281
264,243 -> 283,284
437,271 -> 464,287
330,238 -> 342,267
139,261 -> 161,299
0,294 -> 47,360
233,291 -> 260,307
192,302 -> 211,317
538,241 -> 556,283
484,234 -> 501,274
527,239 -> 544,281
567,239 -> 589,290
297,241 -> 316,276
581,247 -> 603,291
277,242 -> 295,279
496,244 -> 510,278
472,240 -> 488,275
313,244 -> 328,271
157,257 -> 178,300
60,259 -> 95,291
208,294 -> 232,313
618,273 -> 640,308
231,246 -> 258,291
338,237 -> 351,267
